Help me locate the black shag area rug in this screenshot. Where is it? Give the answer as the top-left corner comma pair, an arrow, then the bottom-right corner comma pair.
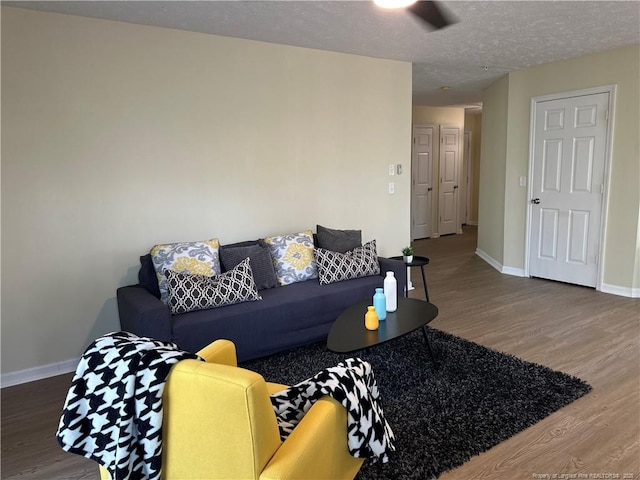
241,328 -> 591,480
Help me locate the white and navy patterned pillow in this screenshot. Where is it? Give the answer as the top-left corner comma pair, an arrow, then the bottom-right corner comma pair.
315,240 -> 380,285
150,238 -> 221,304
165,258 -> 261,314
264,230 -> 317,285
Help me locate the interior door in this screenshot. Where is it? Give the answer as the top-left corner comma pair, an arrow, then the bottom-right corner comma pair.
411,125 -> 434,239
438,126 -> 459,235
528,91 -> 609,287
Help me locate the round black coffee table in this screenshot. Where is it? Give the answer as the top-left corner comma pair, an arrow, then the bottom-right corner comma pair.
327,297 -> 439,367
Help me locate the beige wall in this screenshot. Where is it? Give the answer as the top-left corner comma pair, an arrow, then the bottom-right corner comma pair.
479,45 -> 640,292
464,111 -> 482,223
477,75 -> 510,264
412,106 -> 465,236
1,7 -> 412,377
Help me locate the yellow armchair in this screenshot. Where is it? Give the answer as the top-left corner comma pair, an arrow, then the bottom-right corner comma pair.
99,340 -> 364,479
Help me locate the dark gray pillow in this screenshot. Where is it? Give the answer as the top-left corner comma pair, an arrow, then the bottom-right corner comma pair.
219,241 -> 278,290
139,254 -> 161,299
316,225 -> 362,253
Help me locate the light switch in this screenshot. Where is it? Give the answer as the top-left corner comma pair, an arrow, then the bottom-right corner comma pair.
519,176 -> 527,187
388,182 -> 395,194
396,164 -> 403,175
389,164 -> 395,176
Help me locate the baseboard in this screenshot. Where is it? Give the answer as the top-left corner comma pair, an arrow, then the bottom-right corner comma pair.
475,249 -> 525,277
466,221 -> 478,226
475,248 -> 502,273
476,250 -> 638,297
600,283 -> 640,298
1,357 -> 79,388
502,266 -> 526,277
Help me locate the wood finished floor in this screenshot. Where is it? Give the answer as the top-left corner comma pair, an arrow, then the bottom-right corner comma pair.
2,226 -> 638,479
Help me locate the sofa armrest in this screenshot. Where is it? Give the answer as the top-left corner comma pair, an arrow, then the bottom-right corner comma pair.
116,285 -> 172,342
378,257 -> 406,297
260,396 -> 364,480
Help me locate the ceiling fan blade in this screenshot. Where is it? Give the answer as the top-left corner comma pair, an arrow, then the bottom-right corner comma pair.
407,1 -> 455,30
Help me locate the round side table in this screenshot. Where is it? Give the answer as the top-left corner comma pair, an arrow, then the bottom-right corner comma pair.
389,255 -> 430,302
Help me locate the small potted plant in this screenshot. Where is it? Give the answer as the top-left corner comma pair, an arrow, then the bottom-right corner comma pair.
402,246 -> 414,264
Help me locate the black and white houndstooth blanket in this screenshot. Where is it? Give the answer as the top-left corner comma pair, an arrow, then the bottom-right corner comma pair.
56,331 -> 201,480
270,357 -> 396,463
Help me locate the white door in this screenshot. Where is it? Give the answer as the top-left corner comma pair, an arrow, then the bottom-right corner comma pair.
411,125 -> 434,240
412,125 -> 434,239
439,126 -> 459,236
528,91 -> 609,287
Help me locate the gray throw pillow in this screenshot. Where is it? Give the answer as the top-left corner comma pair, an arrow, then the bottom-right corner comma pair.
316,225 -> 362,253
219,241 -> 278,290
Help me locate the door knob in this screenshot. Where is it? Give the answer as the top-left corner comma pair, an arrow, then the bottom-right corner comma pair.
427,187 -> 432,191
531,198 -> 540,204
453,185 -> 459,189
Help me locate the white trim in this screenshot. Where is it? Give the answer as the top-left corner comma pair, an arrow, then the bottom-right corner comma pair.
479,251 -> 637,297
476,249 -> 525,277
475,248 -> 503,272
1,357 -> 79,388
502,266 -> 526,277
600,283 -> 640,298
501,266 -> 524,277
525,84 -> 616,293
597,87 -> 616,292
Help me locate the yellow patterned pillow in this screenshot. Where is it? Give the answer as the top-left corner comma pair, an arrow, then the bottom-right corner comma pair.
264,230 -> 317,285
150,238 -> 221,304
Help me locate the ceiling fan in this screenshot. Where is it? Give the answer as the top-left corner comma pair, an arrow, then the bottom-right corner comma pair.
373,0 -> 455,31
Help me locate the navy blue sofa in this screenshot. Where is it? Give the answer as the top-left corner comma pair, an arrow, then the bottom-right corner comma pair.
117,255 -> 406,362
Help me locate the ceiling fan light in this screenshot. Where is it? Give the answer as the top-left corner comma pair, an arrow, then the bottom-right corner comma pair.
373,0 -> 418,9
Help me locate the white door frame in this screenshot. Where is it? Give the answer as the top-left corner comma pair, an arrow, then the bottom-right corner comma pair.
524,85 -> 616,291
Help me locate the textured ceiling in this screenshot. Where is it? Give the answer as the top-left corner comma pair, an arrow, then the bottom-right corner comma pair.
6,1 -> 640,106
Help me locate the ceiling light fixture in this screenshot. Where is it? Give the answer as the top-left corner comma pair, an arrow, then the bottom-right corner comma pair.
373,0 -> 417,9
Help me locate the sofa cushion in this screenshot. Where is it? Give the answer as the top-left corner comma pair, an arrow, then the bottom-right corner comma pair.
316,225 -> 362,253
150,238 -> 221,304
220,241 -> 278,290
165,258 -> 261,315
315,240 -> 380,285
171,272 -> 386,361
264,231 -> 317,286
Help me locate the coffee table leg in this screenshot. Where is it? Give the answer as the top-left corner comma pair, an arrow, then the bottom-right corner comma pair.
421,327 -> 438,368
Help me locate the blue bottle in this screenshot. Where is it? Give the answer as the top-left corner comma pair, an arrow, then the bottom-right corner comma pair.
373,288 -> 387,320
